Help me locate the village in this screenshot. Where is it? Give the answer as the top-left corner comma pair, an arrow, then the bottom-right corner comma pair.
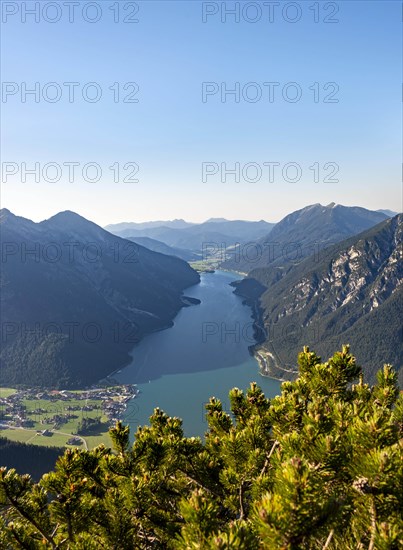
0,384 -> 139,447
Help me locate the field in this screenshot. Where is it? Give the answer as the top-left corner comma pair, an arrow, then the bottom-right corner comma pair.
21,396 -> 106,432
189,252 -> 247,275
0,387 -> 132,450
0,428 -> 72,448
0,388 -> 17,398
189,259 -> 218,273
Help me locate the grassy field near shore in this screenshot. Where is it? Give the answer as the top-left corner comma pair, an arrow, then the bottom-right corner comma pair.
189,259 -> 217,272
0,427 -> 112,450
0,387 -> 125,450
0,428 -> 71,448
0,388 -> 17,398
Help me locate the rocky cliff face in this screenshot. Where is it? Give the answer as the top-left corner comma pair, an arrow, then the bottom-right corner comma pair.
234,215 -> 403,384
272,217 -> 401,321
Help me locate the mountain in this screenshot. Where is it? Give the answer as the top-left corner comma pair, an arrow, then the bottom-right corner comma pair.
105,219 -> 194,234
233,215 -> 403,384
377,209 -> 399,217
107,219 -> 275,253
125,236 -> 199,262
223,203 -> 389,273
0,209 -> 200,388
114,225 -> 244,253
196,219 -> 274,241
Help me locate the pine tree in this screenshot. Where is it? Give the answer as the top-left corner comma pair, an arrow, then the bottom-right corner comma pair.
0,346 -> 402,548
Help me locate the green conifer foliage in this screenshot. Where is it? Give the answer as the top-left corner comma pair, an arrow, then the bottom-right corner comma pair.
0,347 -> 402,548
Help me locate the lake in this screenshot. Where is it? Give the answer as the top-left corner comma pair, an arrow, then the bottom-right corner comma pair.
115,270 -> 281,437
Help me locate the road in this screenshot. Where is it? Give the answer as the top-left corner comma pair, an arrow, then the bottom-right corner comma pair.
0,424 -> 88,450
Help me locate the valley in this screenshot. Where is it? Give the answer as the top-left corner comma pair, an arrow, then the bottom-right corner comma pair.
2,5 -> 401,544
0,270 -> 281,442
114,270 -> 281,437
1,203 -> 401,443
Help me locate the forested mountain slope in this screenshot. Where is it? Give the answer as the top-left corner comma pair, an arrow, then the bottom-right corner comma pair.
233,215 -> 402,383
0,209 -> 200,388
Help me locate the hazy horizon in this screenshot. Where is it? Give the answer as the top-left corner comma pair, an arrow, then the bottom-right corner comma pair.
1,200 -> 400,228
2,1 -> 401,225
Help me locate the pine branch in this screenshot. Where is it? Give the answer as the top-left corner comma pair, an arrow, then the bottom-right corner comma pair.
322,529 -> 334,549
10,528 -> 32,550
66,512 -> 74,544
177,469 -> 223,499
50,523 -> 60,539
239,480 -> 246,520
2,486 -> 58,549
259,439 -> 279,478
368,497 -> 377,550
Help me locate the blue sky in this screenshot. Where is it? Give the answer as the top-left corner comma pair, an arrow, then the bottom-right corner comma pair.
1,0 -> 401,225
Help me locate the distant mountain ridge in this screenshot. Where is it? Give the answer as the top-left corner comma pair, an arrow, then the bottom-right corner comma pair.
125,236 -> 199,262
105,218 -> 275,252
223,203 -> 389,273
377,209 -> 399,218
0,209 -> 200,388
233,214 -> 403,384
105,219 -> 194,232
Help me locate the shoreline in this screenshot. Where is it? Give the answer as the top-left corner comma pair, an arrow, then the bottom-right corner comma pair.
227,273 -> 296,384
104,287 -> 202,383
219,267 -> 249,277
254,347 -> 298,382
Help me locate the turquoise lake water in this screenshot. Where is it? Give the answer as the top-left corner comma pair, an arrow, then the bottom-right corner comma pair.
115,270 -> 281,437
